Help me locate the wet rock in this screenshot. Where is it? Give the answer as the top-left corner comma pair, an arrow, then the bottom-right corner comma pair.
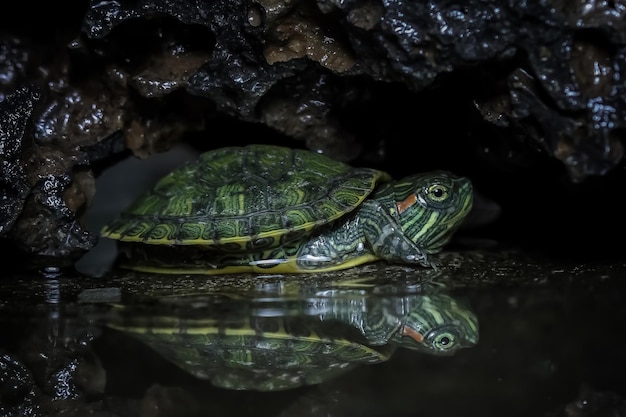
259,72 -> 367,160
7,172 -> 95,268
258,0 -> 356,72
0,86 -> 37,238
78,0 -> 626,178
82,0 -> 300,121
0,79 -> 99,266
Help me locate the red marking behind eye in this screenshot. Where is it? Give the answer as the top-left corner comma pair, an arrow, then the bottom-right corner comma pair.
396,194 -> 418,214
402,326 -> 424,343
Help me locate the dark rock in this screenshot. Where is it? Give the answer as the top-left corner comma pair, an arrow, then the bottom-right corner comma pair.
78,0 -> 626,179
7,173 -> 96,265
0,81 -> 98,266
0,86 -> 39,237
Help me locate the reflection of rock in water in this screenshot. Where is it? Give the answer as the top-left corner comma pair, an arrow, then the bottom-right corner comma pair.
0,351 -> 40,416
0,299 -> 107,416
561,384 -> 626,417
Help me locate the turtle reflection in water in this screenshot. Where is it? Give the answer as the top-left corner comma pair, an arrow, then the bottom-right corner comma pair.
101,144 -> 473,274
108,290 -> 478,391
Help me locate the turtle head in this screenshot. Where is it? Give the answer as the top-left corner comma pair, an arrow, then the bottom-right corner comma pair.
391,294 -> 479,355
391,171 -> 473,254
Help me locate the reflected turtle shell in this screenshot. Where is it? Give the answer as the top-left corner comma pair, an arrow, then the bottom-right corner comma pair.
110,311 -> 393,391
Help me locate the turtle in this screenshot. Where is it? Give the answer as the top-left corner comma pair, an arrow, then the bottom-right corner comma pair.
106,288 -> 479,391
101,144 -> 474,274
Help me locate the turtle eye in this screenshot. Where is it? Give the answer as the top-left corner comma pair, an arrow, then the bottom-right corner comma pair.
426,184 -> 450,202
432,331 -> 457,351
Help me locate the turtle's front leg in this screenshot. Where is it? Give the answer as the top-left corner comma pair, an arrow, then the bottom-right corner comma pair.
360,202 -> 435,268
370,224 -> 434,267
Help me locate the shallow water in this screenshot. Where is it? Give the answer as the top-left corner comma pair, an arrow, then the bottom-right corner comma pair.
1,250 -> 626,417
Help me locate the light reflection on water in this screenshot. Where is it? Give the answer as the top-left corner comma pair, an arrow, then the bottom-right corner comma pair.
1,258 -> 626,417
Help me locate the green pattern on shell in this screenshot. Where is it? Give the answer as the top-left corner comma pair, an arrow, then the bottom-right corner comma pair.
102,145 -> 390,250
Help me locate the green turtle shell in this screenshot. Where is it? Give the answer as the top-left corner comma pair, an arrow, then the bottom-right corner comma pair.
101,145 -> 390,253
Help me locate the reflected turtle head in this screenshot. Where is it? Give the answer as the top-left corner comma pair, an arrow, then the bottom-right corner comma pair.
391,294 -> 479,355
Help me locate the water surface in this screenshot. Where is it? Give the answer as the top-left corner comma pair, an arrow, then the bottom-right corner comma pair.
1,250 -> 625,417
